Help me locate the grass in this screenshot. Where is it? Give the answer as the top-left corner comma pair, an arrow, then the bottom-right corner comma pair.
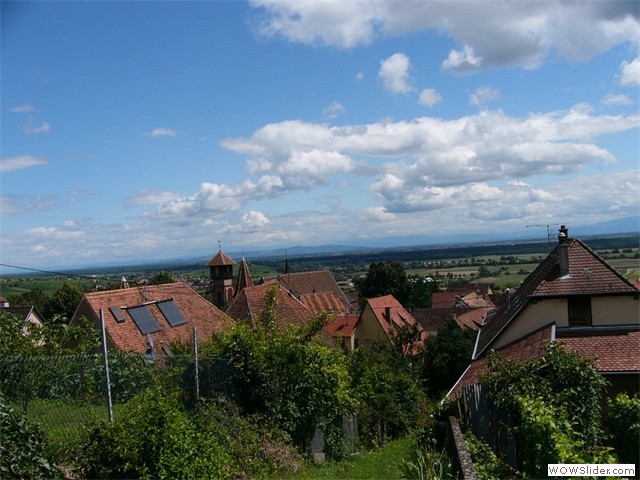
281,437 -> 415,480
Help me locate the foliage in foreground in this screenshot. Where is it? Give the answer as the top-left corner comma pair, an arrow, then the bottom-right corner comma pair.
0,391 -> 60,479
607,392 -> 640,465
483,344 -> 616,478
398,446 -> 453,480
78,386 -> 300,479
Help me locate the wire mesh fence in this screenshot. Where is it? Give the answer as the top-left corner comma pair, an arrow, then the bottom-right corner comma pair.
0,351 -> 234,453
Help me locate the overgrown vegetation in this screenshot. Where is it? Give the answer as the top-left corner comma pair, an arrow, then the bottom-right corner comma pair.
464,344 -> 622,478
606,392 -> 640,466
0,391 -> 60,479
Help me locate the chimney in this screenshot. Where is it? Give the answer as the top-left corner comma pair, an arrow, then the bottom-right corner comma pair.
558,225 -> 569,244
558,225 -> 569,277
385,306 -> 392,323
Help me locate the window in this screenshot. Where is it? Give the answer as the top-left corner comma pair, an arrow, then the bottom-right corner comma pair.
568,296 -> 591,326
109,306 -> 125,323
157,300 -> 188,327
128,306 -> 162,334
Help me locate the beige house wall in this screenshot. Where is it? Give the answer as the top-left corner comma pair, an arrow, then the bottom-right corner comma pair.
354,307 -> 387,350
491,295 -> 639,351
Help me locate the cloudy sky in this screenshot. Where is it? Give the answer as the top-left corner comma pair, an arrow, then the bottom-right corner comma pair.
2,0 -> 639,270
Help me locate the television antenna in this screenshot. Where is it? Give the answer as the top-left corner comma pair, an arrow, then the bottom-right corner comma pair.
526,223 -> 561,250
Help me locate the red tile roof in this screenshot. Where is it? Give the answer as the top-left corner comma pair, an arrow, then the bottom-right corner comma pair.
557,327 -> 640,373
72,282 -> 235,354
365,295 -> 426,353
448,323 -> 555,399
325,314 -> 359,338
207,250 -> 236,266
475,238 -> 638,359
226,279 -> 315,329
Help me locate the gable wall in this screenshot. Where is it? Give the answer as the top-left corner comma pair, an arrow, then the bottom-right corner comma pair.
491,295 -> 639,351
354,306 -> 387,349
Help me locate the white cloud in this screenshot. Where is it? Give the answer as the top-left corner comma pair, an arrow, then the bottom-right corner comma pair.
418,88 -> 442,107
443,45 -> 482,72
620,57 -> 640,86
0,194 -> 56,216
0,155 -> 48,173
322,101 -> 346,119
600,94 -> 633,106
125,189 -> 181,206
250,1 -> 639,72
355,71 -> 364,80
145,127 -> 177,137
23,121 -> 51,135
10,104 -> 36,113
241,210 -> 270,229
469,86 -> 500,106
379,53 -> 414,94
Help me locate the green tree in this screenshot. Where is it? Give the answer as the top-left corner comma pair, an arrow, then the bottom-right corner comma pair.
148,270 -> 176,285
419,319 -> 476,396
7,288 -> 48,316
44,281 -> 84,322
357,261 -> 411,305
408,275 -> 439,309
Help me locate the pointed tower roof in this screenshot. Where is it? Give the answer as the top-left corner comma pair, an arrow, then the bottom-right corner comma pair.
235,257 -> 254,297
206,249 -> 237,267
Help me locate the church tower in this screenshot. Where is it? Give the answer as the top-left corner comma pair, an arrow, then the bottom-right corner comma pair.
207,245 -> 236,310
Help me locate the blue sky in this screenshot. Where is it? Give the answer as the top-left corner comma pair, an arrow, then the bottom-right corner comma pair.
2,0 -> 639,271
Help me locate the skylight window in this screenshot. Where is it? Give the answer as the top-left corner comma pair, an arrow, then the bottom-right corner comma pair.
109,306 -> 125,323
128,306 -> 162,335
157,300 -> 188,327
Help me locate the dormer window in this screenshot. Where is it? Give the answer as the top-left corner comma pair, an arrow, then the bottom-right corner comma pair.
568,296 -> 591,326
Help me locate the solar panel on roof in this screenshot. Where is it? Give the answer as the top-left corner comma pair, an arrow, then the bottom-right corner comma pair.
128,306 -> 161,335
109,306 -> 126,323
157,300 -> 188,327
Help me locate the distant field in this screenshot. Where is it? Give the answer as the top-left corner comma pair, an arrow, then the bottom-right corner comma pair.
1,237 -> 637,298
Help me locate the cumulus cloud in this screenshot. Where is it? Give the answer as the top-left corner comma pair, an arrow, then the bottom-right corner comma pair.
379,53 -> 414,93
419,88 -> 442,107
0,155 -> 48,173
469,86 -> 500,106
241,210 -> 270,229
250,1 -> 639,72
620,57 -> 640,86
145,127 -> 177,137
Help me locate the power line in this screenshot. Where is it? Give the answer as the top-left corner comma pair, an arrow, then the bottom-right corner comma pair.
0,263 -> 98,280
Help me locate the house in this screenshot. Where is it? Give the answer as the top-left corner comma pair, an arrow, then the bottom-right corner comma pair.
224,251 -> 355,335
324,314 -> 359,351
354,294 -> 426,354
70,281 -> 235,356
448,225 -> 640,399
0,297 -> 46,329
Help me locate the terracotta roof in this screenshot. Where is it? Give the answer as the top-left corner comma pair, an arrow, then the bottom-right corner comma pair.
226,280 -> 315,329
455,308 -> 487,331
366,295 -> 426,352
475,238 -> 638,359
299,292 -> 349,316
277,271 -> 353,312
206,250 -> 237,267
448,323 -> 555,399
432,292 -> 460,309
447,284 -> 493,296
235,257 -> 254,295
557,326 -> 640,373
325,314 -> 359,338
72,281 -> 235,354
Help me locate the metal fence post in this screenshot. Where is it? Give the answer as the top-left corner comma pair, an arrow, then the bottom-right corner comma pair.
193,326 -> 199,409
100,309 -> 114,423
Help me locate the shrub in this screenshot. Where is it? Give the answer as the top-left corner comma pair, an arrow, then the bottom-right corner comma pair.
0,391 -> 60,479
463,431 -> 518,480
398,445 -> 453,480
607,392 -> 640,465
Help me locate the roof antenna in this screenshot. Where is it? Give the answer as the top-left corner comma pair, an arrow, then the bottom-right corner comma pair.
526,223 -> 560,252
218,240 -> 222,252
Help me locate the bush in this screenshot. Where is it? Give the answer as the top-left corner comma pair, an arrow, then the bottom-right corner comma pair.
398,446 -> 453,480
78,386 -> 300,479
464,431 -> 518,480
607,392 -> 640,465
0,391 -> 60,479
